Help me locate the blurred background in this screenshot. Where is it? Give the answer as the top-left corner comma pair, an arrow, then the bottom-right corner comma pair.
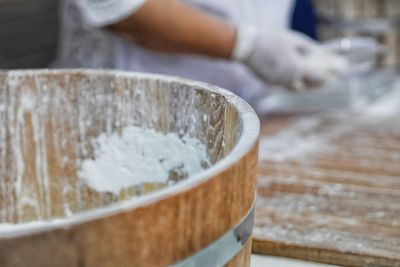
1,0 -> 399,116
0,0 -> 398,69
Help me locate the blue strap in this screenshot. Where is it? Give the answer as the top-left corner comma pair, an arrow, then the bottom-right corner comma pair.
291,0 -> 318,40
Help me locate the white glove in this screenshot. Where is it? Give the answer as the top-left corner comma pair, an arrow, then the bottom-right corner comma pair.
232,25 -> 349,91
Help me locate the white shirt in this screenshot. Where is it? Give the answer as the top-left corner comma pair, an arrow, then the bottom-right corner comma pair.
78,0 -> 292,29
55,0 -> 294,101
78,0 -> 146,27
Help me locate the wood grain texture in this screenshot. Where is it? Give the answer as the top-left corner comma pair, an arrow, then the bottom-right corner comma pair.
0,70 -> 259,267
253,113 -> 400,266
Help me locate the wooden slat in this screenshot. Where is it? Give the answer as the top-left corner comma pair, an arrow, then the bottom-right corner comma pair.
254,112 -> 400,267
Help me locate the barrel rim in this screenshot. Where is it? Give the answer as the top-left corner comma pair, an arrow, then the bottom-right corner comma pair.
0,69 -> 260,239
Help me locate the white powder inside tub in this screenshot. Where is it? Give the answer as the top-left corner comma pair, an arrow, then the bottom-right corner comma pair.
78,126 -> 210,195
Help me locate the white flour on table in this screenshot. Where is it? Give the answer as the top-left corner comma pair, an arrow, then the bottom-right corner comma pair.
363,84 -> 400,117
259,83 -> 400,162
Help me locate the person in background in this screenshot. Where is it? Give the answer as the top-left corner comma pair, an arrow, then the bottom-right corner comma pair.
54,0 -> 347,103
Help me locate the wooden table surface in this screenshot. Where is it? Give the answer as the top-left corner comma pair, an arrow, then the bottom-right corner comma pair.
253,112 -> 400,267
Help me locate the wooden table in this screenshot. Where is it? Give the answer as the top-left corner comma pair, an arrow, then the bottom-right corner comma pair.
253,112 -> 400,267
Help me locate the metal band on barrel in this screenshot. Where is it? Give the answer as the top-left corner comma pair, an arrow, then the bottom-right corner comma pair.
171,201 -> 255,267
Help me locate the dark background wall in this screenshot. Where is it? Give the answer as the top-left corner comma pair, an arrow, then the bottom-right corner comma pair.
0,0 -> 59,69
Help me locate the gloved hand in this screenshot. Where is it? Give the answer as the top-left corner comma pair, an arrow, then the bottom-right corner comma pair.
232,25 -> 349,91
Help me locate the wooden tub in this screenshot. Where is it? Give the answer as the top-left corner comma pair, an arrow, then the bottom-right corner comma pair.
0,70 -> 260,267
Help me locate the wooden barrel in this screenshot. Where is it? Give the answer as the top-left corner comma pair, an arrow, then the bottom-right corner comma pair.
0,70 -> 259,267
312,0 -> 400,67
